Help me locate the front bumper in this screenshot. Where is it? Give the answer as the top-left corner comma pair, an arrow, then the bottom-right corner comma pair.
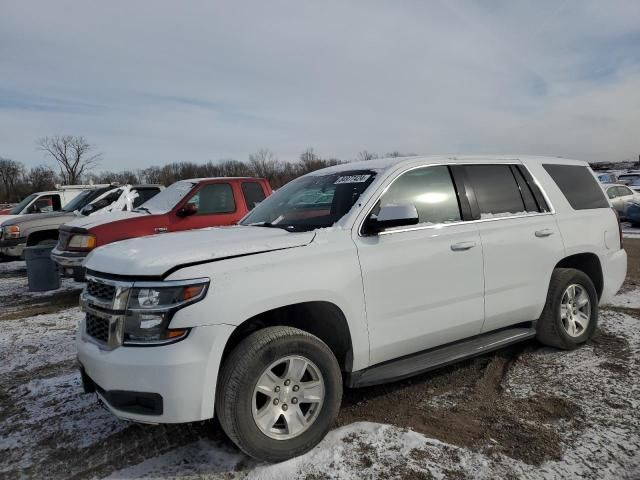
51,247 -> 88,278
76,320 -> 235,423
0,238 -> 26,258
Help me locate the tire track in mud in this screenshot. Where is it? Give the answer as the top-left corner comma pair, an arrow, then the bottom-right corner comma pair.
337,341 -> 579,465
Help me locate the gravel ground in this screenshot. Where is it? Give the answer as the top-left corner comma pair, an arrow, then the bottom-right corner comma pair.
1,243 -> 640,479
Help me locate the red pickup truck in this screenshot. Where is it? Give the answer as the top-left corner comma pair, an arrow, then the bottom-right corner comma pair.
51,177 -> 272,279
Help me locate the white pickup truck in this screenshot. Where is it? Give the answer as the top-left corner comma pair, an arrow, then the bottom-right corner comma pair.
76,155 -> 626,462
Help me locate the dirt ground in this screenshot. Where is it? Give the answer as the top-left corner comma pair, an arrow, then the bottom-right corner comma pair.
1,244 -> 639,479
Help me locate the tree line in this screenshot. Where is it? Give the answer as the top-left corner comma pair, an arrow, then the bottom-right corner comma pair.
0,135 -> 415,203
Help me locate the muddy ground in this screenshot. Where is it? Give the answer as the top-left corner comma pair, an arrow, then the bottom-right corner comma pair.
1,244 -> 639,479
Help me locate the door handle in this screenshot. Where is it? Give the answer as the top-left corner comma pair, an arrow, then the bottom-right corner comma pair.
451,241 -> 476,251
535,229 -> 554,238
155,227 -> 168,233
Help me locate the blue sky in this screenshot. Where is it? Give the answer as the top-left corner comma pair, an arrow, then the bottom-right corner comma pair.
0,0 -> 639,171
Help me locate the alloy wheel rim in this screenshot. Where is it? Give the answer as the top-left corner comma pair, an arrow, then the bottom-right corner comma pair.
560,284 -> 591,338
252,355 -> 325,440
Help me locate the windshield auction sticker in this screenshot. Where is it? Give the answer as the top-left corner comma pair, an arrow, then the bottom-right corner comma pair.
334,175 -> 371,184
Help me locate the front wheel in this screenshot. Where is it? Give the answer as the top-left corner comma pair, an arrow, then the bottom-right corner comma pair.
537,268 -> 598,349
215,326 -> 342,462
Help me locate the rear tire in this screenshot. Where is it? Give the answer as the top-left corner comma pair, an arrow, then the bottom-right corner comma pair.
537,268 -> 598,349
215,326 -> 342,462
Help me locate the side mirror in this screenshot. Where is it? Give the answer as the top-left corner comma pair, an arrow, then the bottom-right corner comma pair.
177,203 -> 198,218
364,204 -> 419,234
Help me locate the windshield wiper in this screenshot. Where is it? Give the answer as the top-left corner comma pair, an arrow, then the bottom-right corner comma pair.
134,207 -> 152,214
247,221 -> 291,230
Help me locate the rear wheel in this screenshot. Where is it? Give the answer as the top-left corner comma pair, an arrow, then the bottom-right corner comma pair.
215,326 -> 342,462
537,268 -> 598,349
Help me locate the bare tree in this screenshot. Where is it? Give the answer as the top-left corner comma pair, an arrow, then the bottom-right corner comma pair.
36,136 -> 101,184
0,157 -> 25,202
357,150 -> 379,161
26,165 -> 57,192
249,149 -> 281,180
385,151 -> 416,158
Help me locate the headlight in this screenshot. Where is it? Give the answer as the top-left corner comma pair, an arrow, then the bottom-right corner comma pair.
3,225 -> 20,239
67,233 -> 96,251
122,279 -> 209,345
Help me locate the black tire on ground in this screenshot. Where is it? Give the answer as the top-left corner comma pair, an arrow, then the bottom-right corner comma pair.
215,326 -> 343,462
536,268 -> 598,350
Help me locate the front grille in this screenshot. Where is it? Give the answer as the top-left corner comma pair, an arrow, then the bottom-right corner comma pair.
87,280 -> 116,303
57,230 -> 70,249
86,313 -> 110,343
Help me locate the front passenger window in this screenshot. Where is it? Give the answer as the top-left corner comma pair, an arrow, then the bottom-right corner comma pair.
376,166 -> 461,228
189,184 -> 236,214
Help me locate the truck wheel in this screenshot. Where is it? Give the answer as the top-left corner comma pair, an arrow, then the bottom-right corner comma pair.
537,268 -> 598,349
215,326 -> 342,462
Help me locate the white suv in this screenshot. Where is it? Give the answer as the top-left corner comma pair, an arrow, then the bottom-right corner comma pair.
77,156 -> 626,461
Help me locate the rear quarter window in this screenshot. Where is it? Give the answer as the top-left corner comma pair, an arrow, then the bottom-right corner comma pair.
543,164 -> 609,210
241,182 -> 267,210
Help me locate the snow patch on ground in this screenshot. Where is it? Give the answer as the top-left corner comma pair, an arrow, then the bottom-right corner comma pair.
605,287 -> 640,308
0,307 -> 82,375
0,259 -> 26,273
0,274 -> 82,300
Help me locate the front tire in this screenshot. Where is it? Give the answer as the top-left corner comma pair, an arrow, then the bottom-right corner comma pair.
537,268 -> 598,349
215,326 -> 342,462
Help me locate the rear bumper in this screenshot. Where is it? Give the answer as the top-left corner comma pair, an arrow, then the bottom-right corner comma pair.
76,320 -> 235,423
0,238 -> 26,258
600,248 -> 627,305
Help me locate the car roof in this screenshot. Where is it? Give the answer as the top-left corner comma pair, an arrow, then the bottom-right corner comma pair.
180,177 -> 265,183
309,155 -> 589,175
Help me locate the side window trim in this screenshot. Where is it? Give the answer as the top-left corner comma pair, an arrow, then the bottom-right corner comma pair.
509,165 -> 539,213
449,165 -> 476,221
515,164 -> 550,212
357,162 -> 555,237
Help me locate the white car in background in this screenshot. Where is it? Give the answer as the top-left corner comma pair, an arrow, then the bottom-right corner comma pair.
601,183 -> 640,218
0,185 -> 103,226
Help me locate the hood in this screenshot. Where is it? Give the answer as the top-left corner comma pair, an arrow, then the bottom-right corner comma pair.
85,225 -> 315,277
63,210 -> 145,230
0,215 -> 19,226
0,211 -> 71,227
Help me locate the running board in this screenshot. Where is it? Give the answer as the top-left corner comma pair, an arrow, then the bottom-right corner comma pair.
347,325 -> 536,388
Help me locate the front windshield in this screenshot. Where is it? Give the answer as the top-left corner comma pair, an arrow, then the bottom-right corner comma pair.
137,180 -> 195,213
62,188 -> 109,212
9,193 -> 38,214
240,170 -> 377,232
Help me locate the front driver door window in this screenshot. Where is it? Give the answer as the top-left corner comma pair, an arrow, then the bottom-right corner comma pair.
175,183 -> 239,230
354,165 -> 485,364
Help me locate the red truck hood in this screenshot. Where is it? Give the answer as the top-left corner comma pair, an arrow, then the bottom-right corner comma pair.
84,225 -> 315,277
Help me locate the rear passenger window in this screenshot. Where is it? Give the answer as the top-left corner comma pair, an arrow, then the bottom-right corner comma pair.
543,164 -> 609,210
464,165 -> 534,218
241,182 -> 266,210
377,165 -> 461,227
